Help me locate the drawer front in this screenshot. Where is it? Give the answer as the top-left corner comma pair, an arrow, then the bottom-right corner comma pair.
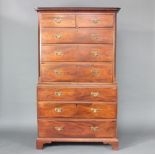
38,119 -> 116,138
38,102 -> 77,118
41,28 -> 76,44
41,28 -> 113,44
41,44 -> 113,62
77,14 -> 114,27
77,28 -> 113,44
38,102 -> 116,119
37,85 -> 117,102
77,103 -> 116,119
40,14 -> 76,27
40,62 -> 113,82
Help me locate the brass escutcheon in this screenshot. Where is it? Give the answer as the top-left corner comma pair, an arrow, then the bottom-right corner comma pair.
91,69 -> 99,76
54,107 -> 62,113
91,92 -> 99,97
55,50 -> 63,56
91,126 -> 99,131
92,18 -> 100,24
54,126 -> 63,131
91,50 -> 99,57
91,34 -> 100,40
55,34 -> 62,39
55,91 -> 62,96
54,69 -> 62,75
53,16 -> 62,23
91,108 -> 99,113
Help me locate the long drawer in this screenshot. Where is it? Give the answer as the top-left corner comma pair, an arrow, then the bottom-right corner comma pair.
41,28 -> 114,44
41,44 -> 113,62
37,84 -> 117,102
38,119 -> 116,138
40,62 -> 113,82
38,102 -> 117,118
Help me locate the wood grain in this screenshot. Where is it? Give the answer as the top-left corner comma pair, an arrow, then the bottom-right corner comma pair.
38,119 -> 116,138
41,28 -> 114,44
76,14 -> 114,27
37,84 -> 117,102
38,102 -> 76,118
40,62 -> 113,82
40,14 -> 75,27
38,102 -> 117,118
41,44 -> 113,62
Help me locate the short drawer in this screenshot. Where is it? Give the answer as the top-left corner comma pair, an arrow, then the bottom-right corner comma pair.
38,102 -> 117,119
38,119 -> 116,138
40,13 -> 76,27
41,28 -> 76,43
38,102 -> 77,118
41,28 -> 113,44
76,14 -> 114,27
77,102 -> 117,119
40,62 -> 113,83
37,84 -> 117,102
41,44 -> 113,62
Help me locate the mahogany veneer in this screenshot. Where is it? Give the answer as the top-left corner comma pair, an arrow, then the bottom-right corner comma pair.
40,62 -> 113,82
36,7 -> 120,150
38,119 -> 116,138
41,44 -> 113,62
41,28 -> 114,44
38,102 -> 117,118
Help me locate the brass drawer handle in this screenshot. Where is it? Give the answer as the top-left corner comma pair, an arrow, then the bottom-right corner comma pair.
91,108 -> 99,113
91,50 -> 99,57
92,18 -> 100,24
55,34 -> 62,39
54,69 -> 62,75
55,91 -> 63,96
54,107 -> 62,113
91,126 -> 98,131
91,69 -> 99,76
53,16 -> 62,23
91,92 -> 99,97
91,34 -> 99,40
55,50 -> 63,56
54,126 -> 64,131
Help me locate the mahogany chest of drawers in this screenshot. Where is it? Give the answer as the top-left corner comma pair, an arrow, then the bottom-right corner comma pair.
36,7 -> 120,150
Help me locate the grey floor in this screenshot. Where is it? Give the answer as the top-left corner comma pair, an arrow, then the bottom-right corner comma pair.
0,125 -> 155,154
